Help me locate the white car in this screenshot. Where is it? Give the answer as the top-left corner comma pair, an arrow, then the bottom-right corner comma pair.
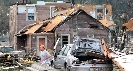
51,44 -> 78,70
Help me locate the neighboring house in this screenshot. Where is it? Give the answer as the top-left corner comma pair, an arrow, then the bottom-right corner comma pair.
9,1 -> 71,50
17,7 -> 113,55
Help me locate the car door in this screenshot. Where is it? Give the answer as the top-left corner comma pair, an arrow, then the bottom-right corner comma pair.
53,45 -> 71,68
53,45 -> 67,67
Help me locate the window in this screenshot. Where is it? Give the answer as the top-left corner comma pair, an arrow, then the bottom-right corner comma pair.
28,12 -> 34,20
61,34 -> 70,48
95,5 -> 106,20
28,8 -> 34,20
26,7 -> 35,21
50,6 -> 55,18
97,9 -> 103,20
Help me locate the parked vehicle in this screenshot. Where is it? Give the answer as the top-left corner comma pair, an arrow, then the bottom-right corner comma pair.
51,44 -> 78,70
0,46 -> 14,53
51,37 -> 113,71
0,46 -> 22,66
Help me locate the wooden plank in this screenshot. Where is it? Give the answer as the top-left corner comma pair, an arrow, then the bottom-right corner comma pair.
101,39 -> 133,71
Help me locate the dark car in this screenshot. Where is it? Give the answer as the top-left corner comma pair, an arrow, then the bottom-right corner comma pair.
0,46 -> 15,66
0,46 -> 14,53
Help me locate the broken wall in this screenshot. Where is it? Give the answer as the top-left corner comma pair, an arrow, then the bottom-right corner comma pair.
81,4 -> 112,21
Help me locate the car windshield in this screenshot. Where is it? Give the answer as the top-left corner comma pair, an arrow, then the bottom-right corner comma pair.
1,47 -> 14,53
59,45 -> 66,55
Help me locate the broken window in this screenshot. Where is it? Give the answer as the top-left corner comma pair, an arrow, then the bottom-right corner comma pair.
96,5 -> 106,20
97,9 -> 103,20
28,13 -> 34,20
61,34 -> 70,48
26,5 -> 35,21
27,8 -> 34,20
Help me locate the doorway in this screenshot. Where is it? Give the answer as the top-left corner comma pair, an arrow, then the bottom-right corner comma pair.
37,36 -> 47,56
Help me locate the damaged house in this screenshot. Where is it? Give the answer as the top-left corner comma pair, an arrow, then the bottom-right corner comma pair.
9,1 -> 114,55
17,5 -> 113,55
9,1 -> 71,49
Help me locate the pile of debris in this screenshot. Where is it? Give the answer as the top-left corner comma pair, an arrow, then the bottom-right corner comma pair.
24,62 -> 59,71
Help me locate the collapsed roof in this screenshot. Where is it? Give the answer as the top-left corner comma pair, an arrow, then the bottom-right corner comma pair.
18,4 -> 114,35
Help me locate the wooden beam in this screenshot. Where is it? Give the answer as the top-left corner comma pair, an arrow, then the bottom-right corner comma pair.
101,39 -> 128,71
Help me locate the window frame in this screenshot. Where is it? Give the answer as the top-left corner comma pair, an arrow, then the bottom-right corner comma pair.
95,5 -> 106,20
28,12 -> 34,20
61,34 -> 70,48
50,6 -> 55,18
26,6 -> 35,21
